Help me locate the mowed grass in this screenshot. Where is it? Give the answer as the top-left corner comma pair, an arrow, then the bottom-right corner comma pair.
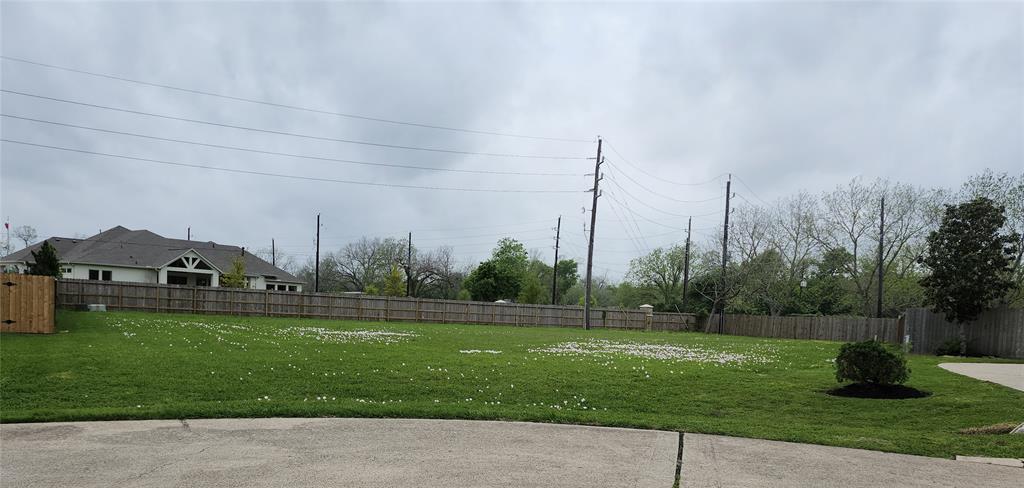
2,311 -> 1022,459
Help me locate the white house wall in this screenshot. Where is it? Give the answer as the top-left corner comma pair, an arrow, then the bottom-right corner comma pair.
64,264 -> 157,283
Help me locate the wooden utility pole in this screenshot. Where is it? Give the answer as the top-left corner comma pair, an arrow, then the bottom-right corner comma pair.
315,213 -> 320,293
187,227 -> 191,240
406,232 -> 413,297
551,216 -> 561,305
877,195 -> 885,318
271,238 -> 276,267
682,216 -> 692,312
584,137 -> 603,330
718,176 -> 732,334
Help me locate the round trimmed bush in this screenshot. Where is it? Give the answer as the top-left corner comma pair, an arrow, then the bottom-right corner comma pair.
834,340 -> 909,385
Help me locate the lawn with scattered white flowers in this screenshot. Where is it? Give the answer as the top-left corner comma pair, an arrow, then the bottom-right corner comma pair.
2,311 -> 1022,459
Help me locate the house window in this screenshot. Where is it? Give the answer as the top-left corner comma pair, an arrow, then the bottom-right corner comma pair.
266,284 -> 275,290
167,275 -> 187,285
88,269 -> 100,280
278,285 -> 286,291
196,276 -> 210,287
61,267 -> 72,274
101,270 -> 112,281
287,285 -> 297,292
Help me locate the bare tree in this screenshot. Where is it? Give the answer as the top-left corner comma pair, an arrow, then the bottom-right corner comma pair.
13,225 -> 38,248
769,191 -> 819,281
728,204 -> 771,265
812,177 -> 938,315
254,247 -> 297,273
335,237 -> 406,292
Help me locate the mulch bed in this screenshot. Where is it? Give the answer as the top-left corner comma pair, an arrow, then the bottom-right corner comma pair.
827,383 -> 932,399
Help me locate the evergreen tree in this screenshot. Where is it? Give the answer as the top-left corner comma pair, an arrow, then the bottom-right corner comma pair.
27,240 -> 61,277
220,257 -> 248,288
921,197 -> 1020,354
382,265 -> 405,296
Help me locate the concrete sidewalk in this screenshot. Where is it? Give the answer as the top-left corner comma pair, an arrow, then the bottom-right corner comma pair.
938,363 -> 1024,391
681,433 -> 1023,488
0,418 -> 677,488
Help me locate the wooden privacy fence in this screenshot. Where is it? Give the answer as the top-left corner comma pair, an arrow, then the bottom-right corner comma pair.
1,273 -> 56,334
904,307 -> 1024,359
708,313 -> 902,343
55,279 -> 696,331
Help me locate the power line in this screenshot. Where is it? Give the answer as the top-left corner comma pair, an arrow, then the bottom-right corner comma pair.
603,140 -> 727,186
0,90 -> 587,160
601,189 -> 646,255
604,159 -> 723,204
2,139 -> 586,194
604,167 -> 694,218
733,174 -> 773,207
1,55 -> 592,143
2,114 -> 585,177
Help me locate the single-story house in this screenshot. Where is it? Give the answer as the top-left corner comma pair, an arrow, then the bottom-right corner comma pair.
1,226 -> 304,291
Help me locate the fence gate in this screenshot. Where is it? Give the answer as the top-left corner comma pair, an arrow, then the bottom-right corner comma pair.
0,273 -> 56,334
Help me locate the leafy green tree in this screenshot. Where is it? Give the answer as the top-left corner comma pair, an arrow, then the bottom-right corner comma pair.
492,237 -> 529,278
517,272 -> 546,304
463,261 -> 520,302
364,284 -> 380,296
27,240 -> 61,277
220,257 -> 247,288
921,197 -> 1020,354
626,246 -> 686,311
381,265 -> 406,296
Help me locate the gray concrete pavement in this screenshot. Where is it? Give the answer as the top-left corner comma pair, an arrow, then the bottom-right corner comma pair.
0,418 -> 677,488
939,362 -> 1024,391
681,433 -> 1023,488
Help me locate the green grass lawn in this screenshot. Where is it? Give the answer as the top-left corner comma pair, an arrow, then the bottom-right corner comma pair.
2,311 -> 1022,459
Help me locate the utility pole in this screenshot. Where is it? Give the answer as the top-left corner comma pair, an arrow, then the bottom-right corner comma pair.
682,216 -> 692,312
551,216 -> 562,305
877,196 -> 885,318
187,227 -> 191,241
718,175 -> 732,334
271,238 -> 276,267
406,232 -> 413,297
315,213 -> 320,293
584,137 -> 603,330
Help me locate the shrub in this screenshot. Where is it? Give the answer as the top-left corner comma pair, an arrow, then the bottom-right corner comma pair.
934,338 -> 962,356
834,340 -> 910,385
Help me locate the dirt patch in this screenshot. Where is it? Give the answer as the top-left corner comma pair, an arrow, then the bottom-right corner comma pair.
826,383 -> 931,399
958,423 -> 1019,435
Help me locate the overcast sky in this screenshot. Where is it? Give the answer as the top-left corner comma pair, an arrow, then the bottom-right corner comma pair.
1,1 -> 1021,279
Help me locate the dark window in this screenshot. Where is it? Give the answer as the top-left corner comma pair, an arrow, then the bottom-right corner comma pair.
196,276 -> 210,287
167,275 -> 187,285
288,285 -> 297,292
101,270 -> 112,281
88,269 -> 99,280
266,284 -> 275,290
278,285 -> 286,291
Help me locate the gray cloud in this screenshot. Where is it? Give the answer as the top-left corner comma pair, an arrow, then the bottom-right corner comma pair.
1,1 -> 1020,279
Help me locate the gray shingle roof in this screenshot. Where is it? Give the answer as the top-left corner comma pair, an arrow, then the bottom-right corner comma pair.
2,226 -> 302,283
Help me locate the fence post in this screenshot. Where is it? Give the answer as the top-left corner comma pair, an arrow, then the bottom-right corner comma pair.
192,287 -> 198,314
385,297 -> 391,322
265,290 -> 270,317
415,298 -> 421,322
299,293 -> 305,318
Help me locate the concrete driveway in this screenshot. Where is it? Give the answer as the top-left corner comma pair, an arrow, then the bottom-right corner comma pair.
939,363 -> 1024,391
0,418 -> 677,488
681,433 -> 1022,488
3,418 -> 1022,487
